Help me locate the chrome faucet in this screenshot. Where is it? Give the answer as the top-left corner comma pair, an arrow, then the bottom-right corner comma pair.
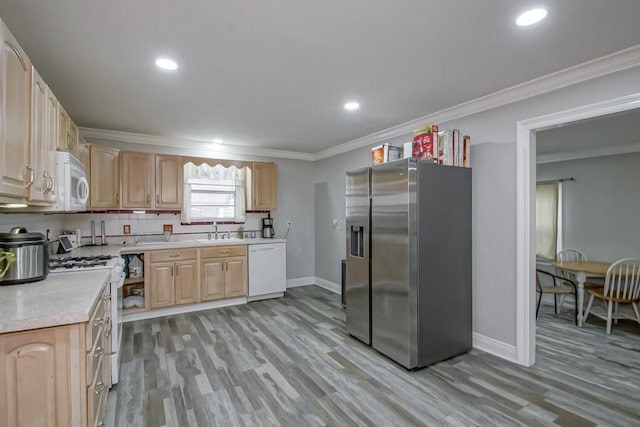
208,221 -> 219,240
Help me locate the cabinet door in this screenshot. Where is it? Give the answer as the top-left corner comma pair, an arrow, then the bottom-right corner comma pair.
149,262 -> 175,308
76,136 -> 90,175
0,327 -> 71,427
67,119 -> 78,157
29,66 -> 48,202
155,154 -> 182,209
0,22 -> 31,199
175,260 -> 198,305
44,88 -> 58,202
252,162 -> 277,210
57,105 -> 69,152
121,151 -> 154,209
225,256 -> 247,298
89,145 -> 120,208
201,258 -> 225,301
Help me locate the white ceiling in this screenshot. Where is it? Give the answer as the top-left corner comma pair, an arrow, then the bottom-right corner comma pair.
1,1 -> 640,154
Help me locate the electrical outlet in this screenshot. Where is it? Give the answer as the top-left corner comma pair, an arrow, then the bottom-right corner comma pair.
123,224 -> 131,235
163,224 -> 173,233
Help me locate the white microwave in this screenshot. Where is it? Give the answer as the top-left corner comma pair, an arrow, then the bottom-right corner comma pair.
54,152 -> 89,212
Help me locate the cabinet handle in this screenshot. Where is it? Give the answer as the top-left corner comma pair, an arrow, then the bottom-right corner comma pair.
171,267 -> 173,277
116,192 -> 120,203
94,346 -> 104,357
94,381 -> 105,395
147,194 -> 150,204
93,317 -> 103,327
97,422 -> 106,427
176,265 -> 179,276
221,250 -> 230,254
168,254 -> 180,258
156,194 -> 160,205
103,294 -> 111,301
25,164 -> 34,188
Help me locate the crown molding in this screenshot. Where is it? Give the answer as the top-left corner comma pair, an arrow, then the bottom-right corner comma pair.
80,44 -> 640,163
79,128 -> 316,161
537,141 -> 640,164
313,44 -> 640,161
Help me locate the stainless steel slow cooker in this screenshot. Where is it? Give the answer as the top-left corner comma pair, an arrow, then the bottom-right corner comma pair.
0,227 -> 49,285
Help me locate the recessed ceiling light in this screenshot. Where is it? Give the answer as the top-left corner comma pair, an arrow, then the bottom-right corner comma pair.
155,57 -> 178,71
344,101 -> 360,111
516,8 -> 547,26
211,138 -> 224,144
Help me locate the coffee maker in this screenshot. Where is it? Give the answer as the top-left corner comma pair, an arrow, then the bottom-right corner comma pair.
262,217 -> 275,238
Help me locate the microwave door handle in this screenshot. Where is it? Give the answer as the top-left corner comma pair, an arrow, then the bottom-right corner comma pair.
77,177 -> 89,204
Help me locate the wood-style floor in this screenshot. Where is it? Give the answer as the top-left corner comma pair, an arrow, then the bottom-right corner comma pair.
106,286 -> 640,426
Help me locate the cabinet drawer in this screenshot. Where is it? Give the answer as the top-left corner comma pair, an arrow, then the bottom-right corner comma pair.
88,355 -> 107,427
149,249 -> 197,263
86,326 -> 105,383
201,245 -> 246,259
86,295 -> 106,351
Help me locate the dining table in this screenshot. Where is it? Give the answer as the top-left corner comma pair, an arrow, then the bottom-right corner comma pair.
551,260 -> 611,327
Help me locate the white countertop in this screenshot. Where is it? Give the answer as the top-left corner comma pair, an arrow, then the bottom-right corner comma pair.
0,270 -> 110,334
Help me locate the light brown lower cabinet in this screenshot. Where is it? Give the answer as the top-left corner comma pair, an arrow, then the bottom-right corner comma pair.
200,246 -> 247,301
0,285 -> 111,427
148,250 -> 199,309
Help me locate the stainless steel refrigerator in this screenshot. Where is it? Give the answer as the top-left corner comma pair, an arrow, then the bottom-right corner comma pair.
346,158 -> 471,369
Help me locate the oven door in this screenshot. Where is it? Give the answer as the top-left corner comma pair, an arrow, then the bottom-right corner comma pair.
111,271 -> 125,384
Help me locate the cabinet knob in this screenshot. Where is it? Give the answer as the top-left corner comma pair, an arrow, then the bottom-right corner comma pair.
94,346 -> 104,357
94,381 -> 105,395
93,317 -> 103,327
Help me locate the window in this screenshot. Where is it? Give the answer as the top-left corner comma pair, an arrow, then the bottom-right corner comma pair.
182,163 -> 247,223
535,182 -> 559,259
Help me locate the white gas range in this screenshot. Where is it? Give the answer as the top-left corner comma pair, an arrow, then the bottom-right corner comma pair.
49,254 -> 125,385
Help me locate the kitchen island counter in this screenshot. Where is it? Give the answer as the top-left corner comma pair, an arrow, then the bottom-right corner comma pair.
0,270 -> 110,334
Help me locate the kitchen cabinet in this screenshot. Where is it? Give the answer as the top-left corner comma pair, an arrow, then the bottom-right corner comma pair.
0,283 -> 111,427
148,249 -> 198,308
155,154 -> 182,209
57,105 -> 78,156
0,21 -> 31,201
200,246 -> 247,301
28,66 -> 55,203
45,87 -> 59,202
121,151 -> 154,209
89,145 -> 120,208
249,162 -> 277,210
76,135 -> 90,174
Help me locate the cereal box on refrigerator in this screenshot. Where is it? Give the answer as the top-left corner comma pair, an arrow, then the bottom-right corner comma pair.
412,125 -> 438,162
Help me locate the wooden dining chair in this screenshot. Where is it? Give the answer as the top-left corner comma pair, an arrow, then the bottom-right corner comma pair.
583,258 -> 640,334
535,269 -> 578,324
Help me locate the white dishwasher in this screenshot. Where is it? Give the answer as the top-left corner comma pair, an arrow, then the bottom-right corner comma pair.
248,242 -> 287,301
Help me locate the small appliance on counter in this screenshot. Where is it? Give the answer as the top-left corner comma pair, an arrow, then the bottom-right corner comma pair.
0,227 -> 49,285
262,217 -> 275,238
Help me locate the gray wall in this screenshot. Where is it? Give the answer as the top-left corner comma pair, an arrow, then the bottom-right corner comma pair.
537,153 -> 640,262
313,66 -> 640,346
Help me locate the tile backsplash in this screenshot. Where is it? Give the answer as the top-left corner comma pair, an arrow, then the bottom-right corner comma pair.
0,213 -> 65,240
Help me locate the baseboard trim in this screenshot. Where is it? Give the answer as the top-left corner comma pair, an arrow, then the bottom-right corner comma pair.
286,276 -> 316,288
314,277 -> 341,294
472,332 -> 518,363
122,297 -> 247,323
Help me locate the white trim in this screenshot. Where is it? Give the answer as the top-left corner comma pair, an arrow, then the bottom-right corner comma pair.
313,45 -> 640,160
516,92 -> 640,367
79,45 -> 640,162
247,292 -> 284,302
537,141 -> 640,164
472,332 -> 518,363
81,127 -> 316,162
286,276 -> 316,288
122,297 -> 246,322
314,277 -> 341,294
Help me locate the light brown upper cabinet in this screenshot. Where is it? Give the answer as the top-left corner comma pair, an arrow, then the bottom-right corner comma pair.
28,66 -> 55,204
250,162 -> 277,210
56,105 -> 78,156
155,154 -> 182,209
76,135 -> 90,175
45,87 -> 58,202
0,22 -> 32,200
121,151 -> 154,209
89,145 -> 120,208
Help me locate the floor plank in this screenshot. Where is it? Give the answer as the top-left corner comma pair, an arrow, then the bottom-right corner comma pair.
107,286 -> 640,426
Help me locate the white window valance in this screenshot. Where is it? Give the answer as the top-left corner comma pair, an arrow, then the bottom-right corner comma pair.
182,163 -> 247,223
